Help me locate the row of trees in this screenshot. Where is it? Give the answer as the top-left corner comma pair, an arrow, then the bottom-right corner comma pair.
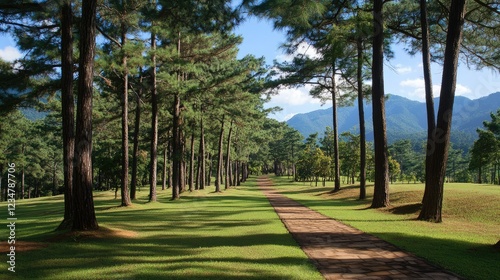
245,0 -> 499,222
0,0 -> 280,231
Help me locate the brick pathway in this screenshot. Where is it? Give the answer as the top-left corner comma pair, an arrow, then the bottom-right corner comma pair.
258,177 -> 462,280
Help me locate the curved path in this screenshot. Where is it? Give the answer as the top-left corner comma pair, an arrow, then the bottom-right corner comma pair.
257,176 -> 462,280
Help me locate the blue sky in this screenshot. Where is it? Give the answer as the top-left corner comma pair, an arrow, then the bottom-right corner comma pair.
1,14 -> 499,122
234,16 -> 500,122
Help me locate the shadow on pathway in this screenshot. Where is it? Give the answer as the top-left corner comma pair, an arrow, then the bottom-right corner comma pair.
257,176 -> 462,280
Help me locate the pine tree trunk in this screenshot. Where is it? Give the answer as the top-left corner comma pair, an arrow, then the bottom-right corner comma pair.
130,75 -> 142,200
233,161 -> 238,186
331,71 -> 341,192
371,0 -> 390,208
207,153 -> 212,186
420,0 -> 436,206
357,36 -> 367,200
225,120 -> 233,189
168,132 -> 173,189
162,147 -> 167,190
149,30 -> 158,202
199,117 -> 206,190
215,116 -> 225,192
189,132 -> 195,192
57,0 -> 74,230
120,29 -> 131,207
180,134 -> 186,193
419,0 -> 466,222
73,0 -> 98,231
172,94 -> 182,200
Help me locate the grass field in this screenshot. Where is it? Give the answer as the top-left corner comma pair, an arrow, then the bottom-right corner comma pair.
1,176 -> 499,280
0,179 -> 322,280
271,176 -> 500,280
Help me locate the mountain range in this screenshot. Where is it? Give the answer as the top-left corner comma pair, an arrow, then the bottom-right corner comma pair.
286,92 -> 500,151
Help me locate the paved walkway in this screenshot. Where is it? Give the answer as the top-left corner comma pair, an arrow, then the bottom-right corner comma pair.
257,177 -> 462,280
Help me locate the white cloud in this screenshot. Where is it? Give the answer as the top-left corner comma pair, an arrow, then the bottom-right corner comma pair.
399,78 -> 472,101
394,64 -> 412,74
0,46 -> 22,62
275,41 -> 321,62
455,84 -> 472,95
400,78 -> 425,88
283,113 -> 297,121
271,85 -> 321,106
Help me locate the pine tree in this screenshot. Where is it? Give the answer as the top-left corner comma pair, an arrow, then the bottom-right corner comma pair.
72,0 -> 99,231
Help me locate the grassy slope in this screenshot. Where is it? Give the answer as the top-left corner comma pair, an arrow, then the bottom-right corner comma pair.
0,178 -> 322,280
271,176 -> 500,280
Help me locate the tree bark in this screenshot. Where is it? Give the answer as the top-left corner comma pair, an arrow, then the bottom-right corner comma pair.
57,0 -> 74,230
421,0 -> 436,205
419,0 -> 466,222
180,133 -> 186,193
199,117 -> 206,189
225,120 -> 233,189
172,94 -> 182,200
149,30 -> 158,202
357,36 -> 367,200
371,0 -> 390,208
130,74 -> 142,200
162,147 -> 167,190
120,26 -> 131,207
72,0 -> 98,231
215,116 -> 225,192
189,132 -> 195,192
207,153 -> 212,186
331,70 -> 341,192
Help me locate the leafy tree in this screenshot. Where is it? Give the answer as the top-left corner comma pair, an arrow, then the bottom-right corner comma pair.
339,132 -> 360,185
470,110 -> 500,184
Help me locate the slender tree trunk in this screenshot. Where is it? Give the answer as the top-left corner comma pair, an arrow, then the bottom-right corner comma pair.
420,0 -> 436,205
57,0 -> 74,230
172,94 -> 182,200
233,161 -> 238,186
162,147 -> 167,190
72,0 -> 98,231
331,71 -> 341,192
207,153 -> 212,186
168,132 -> 173,189
180,133 -> 186,193
149,29 -> 158,202
371,0 -> 390,208
225,120 -> 233,189
199,117 -> 206,190
418,0 -> 466,222
189,132 -> 195,192
120,28 -> 131,207
215,116 -> 225,192
130,74 -> 142,200
357,37 -> 367,200
168,154 -> 173,188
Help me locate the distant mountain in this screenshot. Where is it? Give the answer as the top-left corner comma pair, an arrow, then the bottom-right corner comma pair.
286,92 -> 500,151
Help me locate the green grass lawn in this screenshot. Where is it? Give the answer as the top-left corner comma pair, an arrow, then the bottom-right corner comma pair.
271,176 -> 500,280
0,179 -> 322,280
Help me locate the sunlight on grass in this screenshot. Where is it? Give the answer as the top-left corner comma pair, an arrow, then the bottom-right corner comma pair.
0,179 -> 322,280
271,176 -> 500,280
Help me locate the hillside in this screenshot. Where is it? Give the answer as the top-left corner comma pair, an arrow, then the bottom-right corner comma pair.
287,92 -> 500,151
